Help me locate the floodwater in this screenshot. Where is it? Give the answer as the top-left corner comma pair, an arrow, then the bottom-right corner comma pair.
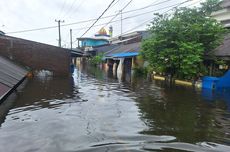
0,65 -> 230,152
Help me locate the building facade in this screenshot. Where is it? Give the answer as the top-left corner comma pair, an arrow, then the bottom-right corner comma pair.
211,0 -> 230,28
77,27 -> 111,50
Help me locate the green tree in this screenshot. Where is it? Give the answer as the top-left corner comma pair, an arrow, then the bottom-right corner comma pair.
141,0 -> 226,80
90,53 -> 104,65
200,0 -> 221,15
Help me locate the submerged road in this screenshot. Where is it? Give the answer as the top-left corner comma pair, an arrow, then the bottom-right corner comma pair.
0,65 -> 229,152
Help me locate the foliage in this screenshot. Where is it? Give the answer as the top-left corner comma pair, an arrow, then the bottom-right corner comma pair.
141,0 -> 227,80
133,67 -> 148,76
200,0 -> 221,15
133,55 -> 153,76
90,53 -> 104,65
214,58 -> 227,66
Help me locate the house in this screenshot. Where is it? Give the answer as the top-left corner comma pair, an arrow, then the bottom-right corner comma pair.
77,27 -> 111,51
212,35 -> 230,61
211,0 -> 230,28
208,34 -> 230,74
0,31 -> 5,36
77,37 -> 109,49
109,31 -> 150,44
206,0 -> 230,75
103,42 -> 141,81
87,30 -> 150,81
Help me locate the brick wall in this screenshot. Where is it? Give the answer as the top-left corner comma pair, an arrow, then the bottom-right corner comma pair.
0,35 -> 71,76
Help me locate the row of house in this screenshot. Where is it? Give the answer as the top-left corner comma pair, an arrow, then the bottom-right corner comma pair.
76,27 -> 149,80
209,0 -> 230,75
76,0 -> 230,79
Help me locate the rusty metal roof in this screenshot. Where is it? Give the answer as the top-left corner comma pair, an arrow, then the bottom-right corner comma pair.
0,56 -> 28,101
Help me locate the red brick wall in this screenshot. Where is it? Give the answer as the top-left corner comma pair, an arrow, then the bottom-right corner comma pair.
0,35 -> 71,76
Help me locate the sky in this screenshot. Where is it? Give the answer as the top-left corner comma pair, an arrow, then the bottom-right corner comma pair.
0,0 -> 203,48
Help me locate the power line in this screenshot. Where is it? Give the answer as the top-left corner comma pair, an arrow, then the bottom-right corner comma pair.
103,0 -> 133,28
111,0 -> 121,8
117,0 -> 200,37
122,0 -> 133,10
103,0 -> 172,28
5,0 -> 196,35
67,0 -> 86,19
72,0 -> 193,45
6,0 -> 174,34
57,0 -> 68,18
61,0 -> 78,19
80,0 -> 116,37
70,0 -> 201,47
71,1 -> 190,32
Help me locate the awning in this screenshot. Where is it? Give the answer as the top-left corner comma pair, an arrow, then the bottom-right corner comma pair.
111,52 -> 139,58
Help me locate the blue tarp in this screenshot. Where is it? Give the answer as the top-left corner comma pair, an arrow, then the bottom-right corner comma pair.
202,70 -> 230,90
202,76 -> 219,89
111,52 -> 139,58
216,70 -> 230,89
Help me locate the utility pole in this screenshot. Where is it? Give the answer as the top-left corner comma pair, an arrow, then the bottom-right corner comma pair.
55,19 -> 64,47
120,10 -> 123,37
70,29 -> 73,50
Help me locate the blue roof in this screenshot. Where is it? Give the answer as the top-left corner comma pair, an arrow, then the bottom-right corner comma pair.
111,52 -> 139,58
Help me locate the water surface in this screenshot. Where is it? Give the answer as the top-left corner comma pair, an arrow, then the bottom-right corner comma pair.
0,65 -> 229,152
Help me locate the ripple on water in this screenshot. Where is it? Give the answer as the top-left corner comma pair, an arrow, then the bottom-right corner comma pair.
1,67 -> 230,152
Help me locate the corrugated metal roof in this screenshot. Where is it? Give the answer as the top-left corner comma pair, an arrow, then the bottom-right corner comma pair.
221,0 -> 230,8
90,42 -> 141,59
92,44 -> 120,54
0,56 -> 28,101
0,83 -> 10,97
212,35 -> 230,57
105,42 -> 140,58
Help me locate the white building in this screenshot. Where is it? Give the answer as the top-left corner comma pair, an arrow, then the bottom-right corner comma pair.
211,0 -> 230,28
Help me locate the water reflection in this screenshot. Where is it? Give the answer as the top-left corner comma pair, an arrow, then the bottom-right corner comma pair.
75,64 -> 230,145
135,85 -> 217,143
202,89 -> 230,112
14,76 -> 75,107
0,75 -> 76,125
0,64 -> 229,151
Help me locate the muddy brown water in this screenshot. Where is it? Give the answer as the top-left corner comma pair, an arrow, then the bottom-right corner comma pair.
0,65 -> 229,152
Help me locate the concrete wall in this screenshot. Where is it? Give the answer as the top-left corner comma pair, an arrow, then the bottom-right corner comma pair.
0,35 -> 71,76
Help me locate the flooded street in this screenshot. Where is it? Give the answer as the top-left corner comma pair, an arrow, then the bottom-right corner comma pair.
0,65 -> 230,152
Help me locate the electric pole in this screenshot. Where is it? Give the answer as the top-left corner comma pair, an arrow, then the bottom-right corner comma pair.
70,29 -> 73,50
120,10 -> 123,37
55,19 -> 64,47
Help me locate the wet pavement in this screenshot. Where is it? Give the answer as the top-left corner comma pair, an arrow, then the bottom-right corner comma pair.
0,65 -> 230,152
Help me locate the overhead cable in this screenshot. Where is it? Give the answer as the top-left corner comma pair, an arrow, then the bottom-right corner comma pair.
79,0 -> 116,37
6,0 -> 194,34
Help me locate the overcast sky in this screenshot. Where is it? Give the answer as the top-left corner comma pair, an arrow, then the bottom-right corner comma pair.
0,0 -> 202,48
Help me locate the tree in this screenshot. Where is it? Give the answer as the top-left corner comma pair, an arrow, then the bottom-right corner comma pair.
90,53 -> 104,65
200,0 -> 222,15
141,0 -> 227,80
